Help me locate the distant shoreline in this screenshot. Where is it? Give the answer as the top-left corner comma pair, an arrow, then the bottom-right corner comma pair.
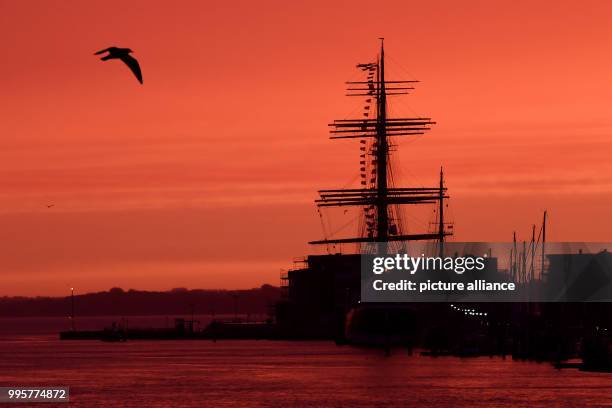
0,285 -> 280,317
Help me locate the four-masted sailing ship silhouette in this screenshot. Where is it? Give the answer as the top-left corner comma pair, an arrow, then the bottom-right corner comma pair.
309,39 -> 451,253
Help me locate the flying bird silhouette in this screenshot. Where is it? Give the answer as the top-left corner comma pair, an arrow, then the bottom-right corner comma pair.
94,47 -> 143,84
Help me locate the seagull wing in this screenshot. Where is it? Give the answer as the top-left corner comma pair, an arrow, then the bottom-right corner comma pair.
119,54 -> 143,84
94,47 -> 113,55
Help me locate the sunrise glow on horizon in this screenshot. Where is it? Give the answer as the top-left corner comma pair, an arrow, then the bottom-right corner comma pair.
2,0 -> 612,295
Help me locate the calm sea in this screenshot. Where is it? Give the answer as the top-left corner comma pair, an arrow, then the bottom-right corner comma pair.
0,317 -> 610,407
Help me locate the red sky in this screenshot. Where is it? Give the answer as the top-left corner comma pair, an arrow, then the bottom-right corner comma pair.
1,0 -> 612,295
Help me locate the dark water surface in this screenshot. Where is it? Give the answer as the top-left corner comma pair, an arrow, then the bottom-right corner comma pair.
0,318 -> 610,407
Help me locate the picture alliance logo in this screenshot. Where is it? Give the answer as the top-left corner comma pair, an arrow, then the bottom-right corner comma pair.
371,254 -> 487,275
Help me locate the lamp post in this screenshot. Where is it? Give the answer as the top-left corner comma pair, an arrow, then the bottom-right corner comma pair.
70,287 -> 75,331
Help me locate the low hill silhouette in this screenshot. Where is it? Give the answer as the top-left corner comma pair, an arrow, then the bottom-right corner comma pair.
0,285 -> 280,317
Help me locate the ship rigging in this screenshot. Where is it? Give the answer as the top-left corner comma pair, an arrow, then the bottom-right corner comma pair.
309,39 -> 451,253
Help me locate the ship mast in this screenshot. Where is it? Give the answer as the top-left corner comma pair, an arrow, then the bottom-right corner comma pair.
376,39 -> 389,245
309,40 -> 451,252
438,167 -> 445,257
